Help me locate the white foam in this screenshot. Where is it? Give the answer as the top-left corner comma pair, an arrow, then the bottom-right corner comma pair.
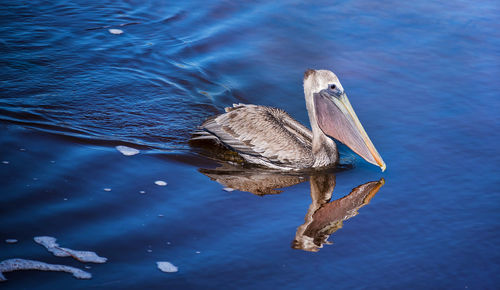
2,161 -> 9,164
223,187 -> 235,192
115,145 -> 139,156
34,236 -> 107,263
103,188 -> 112,192
108,28 -> 124,35
155,180 -> 167,186
5,239 -> 17,244
0,258 -> 91,281
139,190 -> 146,194
157,261 -> 178,273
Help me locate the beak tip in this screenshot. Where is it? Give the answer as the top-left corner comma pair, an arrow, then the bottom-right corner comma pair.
380,162 -> 386,172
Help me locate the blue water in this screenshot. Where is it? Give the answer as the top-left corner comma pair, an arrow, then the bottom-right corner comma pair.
1,0 -> 499,288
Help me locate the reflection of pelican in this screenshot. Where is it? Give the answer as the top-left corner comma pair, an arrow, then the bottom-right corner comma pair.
293,175 -> 384,252
198,165 -> 384,252
191,69 -> 385,171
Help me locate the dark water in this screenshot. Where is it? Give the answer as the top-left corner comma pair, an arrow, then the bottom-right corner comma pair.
1,0 -> 499,288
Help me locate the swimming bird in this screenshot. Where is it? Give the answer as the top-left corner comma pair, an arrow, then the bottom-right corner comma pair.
191,69 -> 386,171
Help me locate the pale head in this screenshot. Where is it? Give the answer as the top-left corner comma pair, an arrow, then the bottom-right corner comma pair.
304,69 -> 344,96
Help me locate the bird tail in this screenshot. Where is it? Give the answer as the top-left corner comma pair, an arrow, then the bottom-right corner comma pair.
190,129 -> 219,141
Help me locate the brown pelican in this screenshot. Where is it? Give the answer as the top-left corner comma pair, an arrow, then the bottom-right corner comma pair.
191,69 -> 386,171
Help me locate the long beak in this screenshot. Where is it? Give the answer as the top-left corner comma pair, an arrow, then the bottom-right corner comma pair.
314,92 -> 386,171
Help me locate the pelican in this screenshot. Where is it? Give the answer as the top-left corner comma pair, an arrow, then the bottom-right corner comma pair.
191,69 -> 386,171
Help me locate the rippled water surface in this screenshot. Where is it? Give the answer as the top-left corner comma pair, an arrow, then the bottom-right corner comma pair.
1,1 -> 499,289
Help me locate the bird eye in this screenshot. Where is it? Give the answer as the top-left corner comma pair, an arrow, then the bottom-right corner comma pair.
330,84 -> 336,90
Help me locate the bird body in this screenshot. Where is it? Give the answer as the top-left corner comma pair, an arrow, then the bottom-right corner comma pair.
196,104 -> 337,170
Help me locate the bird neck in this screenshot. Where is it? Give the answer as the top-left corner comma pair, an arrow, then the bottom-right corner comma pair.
304,89 -> 327,150
304,88 -> 338,166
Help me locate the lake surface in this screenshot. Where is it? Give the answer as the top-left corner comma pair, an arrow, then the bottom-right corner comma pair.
1,0 -> 499,289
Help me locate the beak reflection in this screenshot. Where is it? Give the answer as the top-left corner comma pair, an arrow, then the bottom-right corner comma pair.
293,174 -> 384,252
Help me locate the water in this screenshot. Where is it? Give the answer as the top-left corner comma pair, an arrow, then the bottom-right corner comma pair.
1,0 -> 499,288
